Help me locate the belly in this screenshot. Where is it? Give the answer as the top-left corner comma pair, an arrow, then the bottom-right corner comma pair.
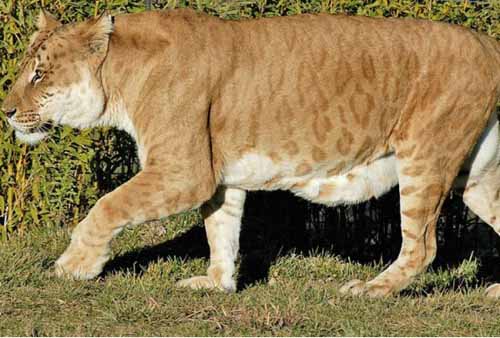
221,152 -> 399,206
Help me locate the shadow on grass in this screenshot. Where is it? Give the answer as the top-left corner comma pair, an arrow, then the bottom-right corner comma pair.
400,255 -> 500,298
104,189 -> 500,294
103,226 -> 210,277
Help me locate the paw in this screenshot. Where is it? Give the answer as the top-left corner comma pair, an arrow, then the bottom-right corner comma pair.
54,242 -> 109,280
485,284 -> 500,299
339,279 -> 393,298
176,275 -> 236,293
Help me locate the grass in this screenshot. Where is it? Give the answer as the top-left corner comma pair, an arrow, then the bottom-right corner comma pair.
1,213 -> 500,336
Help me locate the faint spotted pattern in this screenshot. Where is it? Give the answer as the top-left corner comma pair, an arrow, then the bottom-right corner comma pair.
3,9 -> 500,297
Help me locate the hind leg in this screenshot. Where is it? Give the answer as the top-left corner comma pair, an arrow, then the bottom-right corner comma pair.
339,83 -> 498,297
464,167 -> 500,298
462,115 -> 500,298
340,155 -> 451,297
176,186 -> 246,292
340,117 -> 487,297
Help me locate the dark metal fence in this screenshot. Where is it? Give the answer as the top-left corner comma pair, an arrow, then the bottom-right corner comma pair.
234,188 -> 500,286
242,189 -> 499,263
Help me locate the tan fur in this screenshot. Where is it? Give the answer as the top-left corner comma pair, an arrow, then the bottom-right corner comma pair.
3,9 -> 500,298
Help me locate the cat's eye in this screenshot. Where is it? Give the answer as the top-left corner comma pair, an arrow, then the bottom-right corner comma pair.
31,69 -> 43,85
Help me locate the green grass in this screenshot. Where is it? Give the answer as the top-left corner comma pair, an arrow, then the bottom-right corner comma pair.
1,214 -> 499,336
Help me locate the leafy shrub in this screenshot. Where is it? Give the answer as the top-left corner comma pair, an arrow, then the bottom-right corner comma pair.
0,0 -> 498,239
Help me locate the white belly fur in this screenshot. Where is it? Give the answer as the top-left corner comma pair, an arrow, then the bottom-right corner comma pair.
221,115 -> 499,207
222,153 -> 399,206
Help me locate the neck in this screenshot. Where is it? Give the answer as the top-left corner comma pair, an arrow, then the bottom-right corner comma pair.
99,90 -> 136,138
96,10 -> 237,140
97,24 -> 145,138
97,13 -> 172,138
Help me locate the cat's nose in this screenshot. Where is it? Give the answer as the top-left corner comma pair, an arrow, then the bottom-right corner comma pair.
2,107 -> 17,118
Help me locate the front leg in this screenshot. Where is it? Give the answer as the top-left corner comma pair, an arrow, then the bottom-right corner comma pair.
55,168 -> 215,279
54,213 -> 113,280
53,74 -> 217,279
176,186 -> 246,292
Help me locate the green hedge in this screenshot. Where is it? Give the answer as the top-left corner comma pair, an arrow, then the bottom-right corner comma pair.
0,0 -> 498,239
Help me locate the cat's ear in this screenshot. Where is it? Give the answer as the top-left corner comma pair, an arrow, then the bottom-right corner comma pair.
82,12 -> 114,55
73,12 -> 114,68
36,9 -> 61,31
26,9 -> 61,53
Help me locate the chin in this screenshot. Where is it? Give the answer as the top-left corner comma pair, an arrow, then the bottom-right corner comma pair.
15,130 -> 48,145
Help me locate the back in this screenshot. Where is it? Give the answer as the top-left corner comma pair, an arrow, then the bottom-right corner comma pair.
210,13 -> 499,183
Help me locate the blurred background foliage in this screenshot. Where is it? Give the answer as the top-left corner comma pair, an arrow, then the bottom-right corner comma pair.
0,0 -> 498,268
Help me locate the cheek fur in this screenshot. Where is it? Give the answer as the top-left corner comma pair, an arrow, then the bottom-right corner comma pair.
42,70 -> 105,129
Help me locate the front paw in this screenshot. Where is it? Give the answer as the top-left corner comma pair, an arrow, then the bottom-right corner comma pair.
339,279 -> 394,298
54,242 -> 109,280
